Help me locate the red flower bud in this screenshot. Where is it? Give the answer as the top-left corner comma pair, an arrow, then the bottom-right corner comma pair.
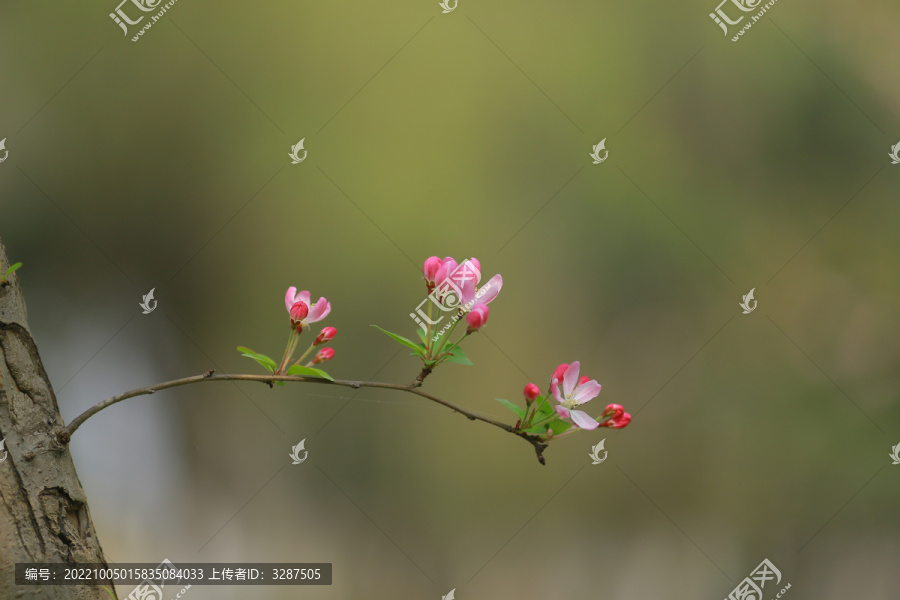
290,301 -> 309,331
551,363 -> 569,384
465,304 -> 489,332
312,347 -> 335,364
314,326 -> 337,346
423,256 -> 442,285
523,383 -> 540,401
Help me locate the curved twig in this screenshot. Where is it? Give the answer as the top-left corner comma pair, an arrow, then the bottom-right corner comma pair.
59,372 -> 550,464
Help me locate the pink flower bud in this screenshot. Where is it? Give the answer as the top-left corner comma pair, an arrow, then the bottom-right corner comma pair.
602,404 -> 625,419
289,300 -> 309,324
523,383 -> 540,401
600,404 -> 631,429
578,375 -> 591,385
607,412 -> 632,429
314,326 -> 337,346
313,347 -> 335,364
423,256 -> 443,284
551,363 -> 569,384
465,304 -> 489,332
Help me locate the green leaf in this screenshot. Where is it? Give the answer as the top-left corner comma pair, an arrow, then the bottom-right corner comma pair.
495,398 -> 525,419
534,395 -> 554,417
237,346 -> 277,373
5,262 -> 22,278
442,344 -> 473,365
523,424 -> 548,435
546,419 -> 572,436
285,364 -> 334,381
372,325 -> 425,356
416,328 -> 428,344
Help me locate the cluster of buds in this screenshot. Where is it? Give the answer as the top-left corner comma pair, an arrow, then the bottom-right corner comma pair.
420,255 -> 502,335
277,287 -> 336,372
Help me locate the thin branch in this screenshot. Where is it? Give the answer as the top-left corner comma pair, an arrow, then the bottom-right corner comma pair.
59,371 -> 550,464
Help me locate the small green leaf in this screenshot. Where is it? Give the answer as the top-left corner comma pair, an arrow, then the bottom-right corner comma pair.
5,262 -> 22,278
237,346 -> 277,373
495,398 -> 526,419
416,328 -> 428,344
285,364 -> 334,381
443,345 -> 473,365
546,419 -> 572,436
372,325 -> 425,356
534,395 -> 554,417
523,424 -> 548,435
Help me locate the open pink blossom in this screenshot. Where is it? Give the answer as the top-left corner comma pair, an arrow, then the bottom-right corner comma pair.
285,287 -> 332,325
551,361 -> 602,430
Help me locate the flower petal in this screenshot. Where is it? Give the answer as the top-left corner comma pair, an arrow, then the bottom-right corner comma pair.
297,290 -> 311,306
571,380 -> 602,404
285,287 -> 298,312
459,278 -> 476,307
307,297 -> 331,322
550,379 -> 564,403
555,405 -> 570,418
475,274 -> 503,305
563,360 -> 581,396
570,409 -> 600,430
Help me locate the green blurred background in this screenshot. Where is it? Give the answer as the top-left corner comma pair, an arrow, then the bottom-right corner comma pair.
2,0 -> 899,597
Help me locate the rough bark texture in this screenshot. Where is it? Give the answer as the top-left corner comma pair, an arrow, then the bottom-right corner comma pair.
0,237 -> 115,599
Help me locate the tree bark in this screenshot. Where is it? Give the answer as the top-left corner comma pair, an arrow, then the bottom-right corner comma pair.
0,237 -> 115,599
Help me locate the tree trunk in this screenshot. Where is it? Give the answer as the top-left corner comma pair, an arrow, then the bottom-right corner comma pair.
0,236 -> 115,599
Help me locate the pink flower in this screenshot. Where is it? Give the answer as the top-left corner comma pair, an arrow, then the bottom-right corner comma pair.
285,287 -> 332,325
550,361 -> 602,430
466,304 -> 489,332
600,404 -> 632,429
423,256 -> 443,286
523,383 -> 541,401
313,347 -> 335,364
314,326 -> 337,346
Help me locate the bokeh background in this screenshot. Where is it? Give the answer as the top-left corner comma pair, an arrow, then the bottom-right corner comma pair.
2,0 -> 899,598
